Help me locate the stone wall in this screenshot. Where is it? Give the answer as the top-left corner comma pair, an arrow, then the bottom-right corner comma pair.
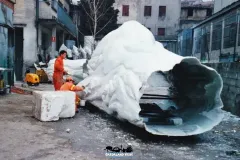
206,62 -> 240,116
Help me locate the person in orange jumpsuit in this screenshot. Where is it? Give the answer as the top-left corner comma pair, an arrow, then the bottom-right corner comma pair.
60,76 -> 85,113
53,50 -> 67,91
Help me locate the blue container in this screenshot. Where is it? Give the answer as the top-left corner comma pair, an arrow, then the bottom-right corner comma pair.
65,40 -> 76,50
57,5 -> 77,37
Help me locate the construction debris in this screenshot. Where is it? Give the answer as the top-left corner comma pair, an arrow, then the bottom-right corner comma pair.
66,128 -> 71,133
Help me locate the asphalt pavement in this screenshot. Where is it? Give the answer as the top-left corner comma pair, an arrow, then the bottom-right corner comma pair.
0,92 -> 240,160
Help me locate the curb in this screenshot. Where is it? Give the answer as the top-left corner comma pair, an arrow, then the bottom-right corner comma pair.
11,86 -> 33,95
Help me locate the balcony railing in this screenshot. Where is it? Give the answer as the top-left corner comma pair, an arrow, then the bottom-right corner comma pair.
51,0 -> 58,12
57,3 -> 77,37
39,0 -> 77,37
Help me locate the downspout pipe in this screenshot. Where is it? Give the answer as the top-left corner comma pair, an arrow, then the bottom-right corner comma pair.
233,23 -> 237,62
36,0 -> 39,54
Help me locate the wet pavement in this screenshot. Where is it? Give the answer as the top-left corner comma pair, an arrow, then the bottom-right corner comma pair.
0,93 -> 240,160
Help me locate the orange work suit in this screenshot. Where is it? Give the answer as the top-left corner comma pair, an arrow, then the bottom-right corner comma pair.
53,56 -> 65,91
60,82 -> 84,111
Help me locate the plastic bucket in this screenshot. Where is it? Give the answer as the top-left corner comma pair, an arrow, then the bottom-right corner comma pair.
6,85 -> 10,94
80,100 -> 86,106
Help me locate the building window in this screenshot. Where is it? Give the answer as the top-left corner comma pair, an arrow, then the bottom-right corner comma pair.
187,8 -> 193,17
159,6 -> 166,17
224,14 -> 237,49
122,5 -> 129,16
238,15 -> 240,46
194,28 -> 202,54
201,25 -> 211,61
144,6 -> 152,16
206,8 -> 212,16
212,21 -> 222,50
182,31 -> 193,57
158,28 -> 165,36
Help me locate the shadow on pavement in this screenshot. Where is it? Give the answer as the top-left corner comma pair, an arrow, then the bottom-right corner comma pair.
82,101 -> 202,145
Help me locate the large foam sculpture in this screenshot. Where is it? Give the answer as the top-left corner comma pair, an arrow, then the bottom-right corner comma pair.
78,21 -> 224,136
46,58 -> 87,83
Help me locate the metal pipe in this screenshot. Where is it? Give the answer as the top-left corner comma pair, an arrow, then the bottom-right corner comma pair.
142,94 -> 172,97
36,0 -> 39,51
140,97 -> 177,100
233,14 -> 239,62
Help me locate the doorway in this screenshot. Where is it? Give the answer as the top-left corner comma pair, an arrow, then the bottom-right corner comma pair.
14,28 -> 24,81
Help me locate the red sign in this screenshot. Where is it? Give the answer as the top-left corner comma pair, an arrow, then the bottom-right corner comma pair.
52,37 -> 56,42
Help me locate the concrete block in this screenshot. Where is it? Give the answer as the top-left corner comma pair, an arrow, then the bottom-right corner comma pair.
234,94 -> 240,116
229,86 -> 240,95
220,72 -> 227,78
222,77 -> 228,83
223,92 -> 235,101
228,72 -> 238,79
221,96 -> 227,102
221,86 -> 228,92
236,79 -> 240,87
222,85 -> 229,92
236,63 -> 240,71
237,73 -> 240,80
224,78 -> 236,86
221,63 -> 230,72
33,91 -> 76,121
221,91 -> 228,97
229,63 -> 238,70
223,100 -> 235,111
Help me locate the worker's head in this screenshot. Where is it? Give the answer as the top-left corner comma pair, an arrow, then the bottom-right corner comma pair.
66,76 -> 74,83
59,50 -> 67,59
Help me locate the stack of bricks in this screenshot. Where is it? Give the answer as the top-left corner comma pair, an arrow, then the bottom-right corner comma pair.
206,62 -> 240,116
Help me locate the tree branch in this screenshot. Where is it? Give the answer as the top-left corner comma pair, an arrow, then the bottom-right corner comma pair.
97,5 -> 112,21
87,19 -> 94,35
87,0 -> 94,14
96,15 -> 114,35
80,1 -> 95,22
96,0 -> 105,12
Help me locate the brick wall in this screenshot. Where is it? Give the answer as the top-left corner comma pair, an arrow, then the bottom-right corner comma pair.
206,63 -> 240,116
0,0 -> 14,10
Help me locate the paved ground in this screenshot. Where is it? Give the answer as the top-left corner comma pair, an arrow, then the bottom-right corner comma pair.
0,93 -> 240,160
